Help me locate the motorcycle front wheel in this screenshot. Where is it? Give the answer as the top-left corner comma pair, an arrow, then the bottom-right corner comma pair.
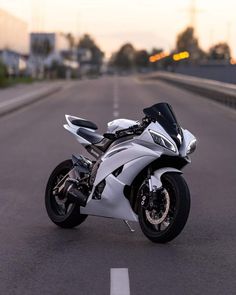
138,172 -> 190,243
45,159 -> 88,228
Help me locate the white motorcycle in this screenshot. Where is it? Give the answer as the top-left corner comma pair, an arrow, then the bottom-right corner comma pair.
45,103 -> 197,243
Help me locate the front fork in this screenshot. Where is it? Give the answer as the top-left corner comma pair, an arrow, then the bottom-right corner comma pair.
141,168 -> 164,210
140,167 -> 182,211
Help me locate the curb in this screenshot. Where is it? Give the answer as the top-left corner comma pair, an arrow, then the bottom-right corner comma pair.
144,72 -> 236,110
0,84 -> 62,118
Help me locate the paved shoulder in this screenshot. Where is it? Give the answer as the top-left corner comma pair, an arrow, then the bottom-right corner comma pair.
0,81 -> 68,117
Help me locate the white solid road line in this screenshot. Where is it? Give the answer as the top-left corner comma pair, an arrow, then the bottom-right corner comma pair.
110,268 -> 130,295
0,88 -> 49,108
0,85 -> 61,109
0,81 -> 76,111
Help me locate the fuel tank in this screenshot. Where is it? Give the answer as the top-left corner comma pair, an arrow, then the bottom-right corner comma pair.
107,118 -> 137,134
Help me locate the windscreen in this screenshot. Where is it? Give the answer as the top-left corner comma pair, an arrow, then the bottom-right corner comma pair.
143,102 -> 182,147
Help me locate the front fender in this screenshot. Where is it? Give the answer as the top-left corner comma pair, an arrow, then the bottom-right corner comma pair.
127,166 -> 183,214
151,167 -> 182,189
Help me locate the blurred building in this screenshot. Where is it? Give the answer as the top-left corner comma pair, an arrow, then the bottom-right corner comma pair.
0,8 -> 28,54
0,49 -> 27,75
0,9 -> 28,75
77,48 -> 93,76
29,33 -> 78,78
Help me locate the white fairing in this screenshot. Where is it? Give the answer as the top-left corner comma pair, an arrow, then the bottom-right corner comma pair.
81,156 -> 157,221
179,128 -> 196,157
81,174 -> 138,221
80,121 -> 187,221
63,115 -> 95,146
65,114 -> 196,221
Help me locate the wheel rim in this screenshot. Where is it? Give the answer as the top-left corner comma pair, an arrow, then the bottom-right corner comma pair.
50,170 -> 75,217
140,176 -> 177,233
145,188 -> 170,225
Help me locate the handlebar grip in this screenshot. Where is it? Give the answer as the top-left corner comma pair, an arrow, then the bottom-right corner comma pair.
115,124 -> 144,137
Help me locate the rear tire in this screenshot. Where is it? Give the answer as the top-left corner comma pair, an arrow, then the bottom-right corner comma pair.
138,172 -> 190,243
45,159 -> 88,228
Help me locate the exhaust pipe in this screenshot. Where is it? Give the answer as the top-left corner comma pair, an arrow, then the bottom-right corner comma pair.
63,182 -> 88,207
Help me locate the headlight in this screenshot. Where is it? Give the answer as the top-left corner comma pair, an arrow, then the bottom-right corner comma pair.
187,138 -> 197,155
149,130 -> 177,152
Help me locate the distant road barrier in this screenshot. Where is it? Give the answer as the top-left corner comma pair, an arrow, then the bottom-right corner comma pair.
143,71 -> 236,110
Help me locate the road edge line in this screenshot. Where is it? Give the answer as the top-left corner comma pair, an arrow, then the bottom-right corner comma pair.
0,85 -> 62,118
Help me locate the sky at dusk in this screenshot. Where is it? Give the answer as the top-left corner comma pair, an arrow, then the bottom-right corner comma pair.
0,0 -> 235,57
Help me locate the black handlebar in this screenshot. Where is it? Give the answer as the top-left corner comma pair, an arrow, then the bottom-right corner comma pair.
115,124 -> 142,136
103,117 -> 151,140
115,117 -> 151,137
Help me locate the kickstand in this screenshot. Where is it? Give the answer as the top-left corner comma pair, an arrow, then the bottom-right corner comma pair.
123,220 -> 135,233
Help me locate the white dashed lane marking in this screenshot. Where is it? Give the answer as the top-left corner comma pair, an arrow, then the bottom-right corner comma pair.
113,77 -> 120,118
110,268 -> 130,295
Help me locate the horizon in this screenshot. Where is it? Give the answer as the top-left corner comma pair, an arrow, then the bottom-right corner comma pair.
0,0 -> 235,58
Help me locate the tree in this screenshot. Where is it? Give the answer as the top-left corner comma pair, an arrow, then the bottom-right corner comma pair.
77,34 -> 104,66
176,27 -> 205,62
150,48 -> 163,56
0,60 -> 7,87
208,42 -> 231,61
31,37 -> 53,57
65,33 -> 76,50
176,27 -> 198,52
113,43 -> 136,70
135,50 -> 149,69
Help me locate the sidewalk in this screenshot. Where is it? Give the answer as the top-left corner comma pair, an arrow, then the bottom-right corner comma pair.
141,71 -> 236,110
0,81 -> 64,117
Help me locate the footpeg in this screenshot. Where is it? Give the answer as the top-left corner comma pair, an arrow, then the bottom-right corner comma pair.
123,220 -> 135,233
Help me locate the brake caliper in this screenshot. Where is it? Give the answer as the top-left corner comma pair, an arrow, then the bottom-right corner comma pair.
141,185 -> 166,211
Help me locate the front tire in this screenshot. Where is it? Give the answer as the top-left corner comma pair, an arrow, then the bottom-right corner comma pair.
138,172 -> 190,243
45,159 -> 88,228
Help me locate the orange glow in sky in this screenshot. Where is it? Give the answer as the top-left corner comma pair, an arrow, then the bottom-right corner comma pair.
0,0 -> 235,57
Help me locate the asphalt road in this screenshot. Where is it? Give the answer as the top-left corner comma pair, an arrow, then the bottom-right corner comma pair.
0,76 -> 236,295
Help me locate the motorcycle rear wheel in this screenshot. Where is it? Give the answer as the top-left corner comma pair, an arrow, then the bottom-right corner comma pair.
45,159 -> 88,228
138,172 -> 190,243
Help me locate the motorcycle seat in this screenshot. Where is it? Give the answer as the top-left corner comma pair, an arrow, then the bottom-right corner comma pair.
71,119 -> 98,130
77,128 -> 103,144
94,137 -> 112,152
